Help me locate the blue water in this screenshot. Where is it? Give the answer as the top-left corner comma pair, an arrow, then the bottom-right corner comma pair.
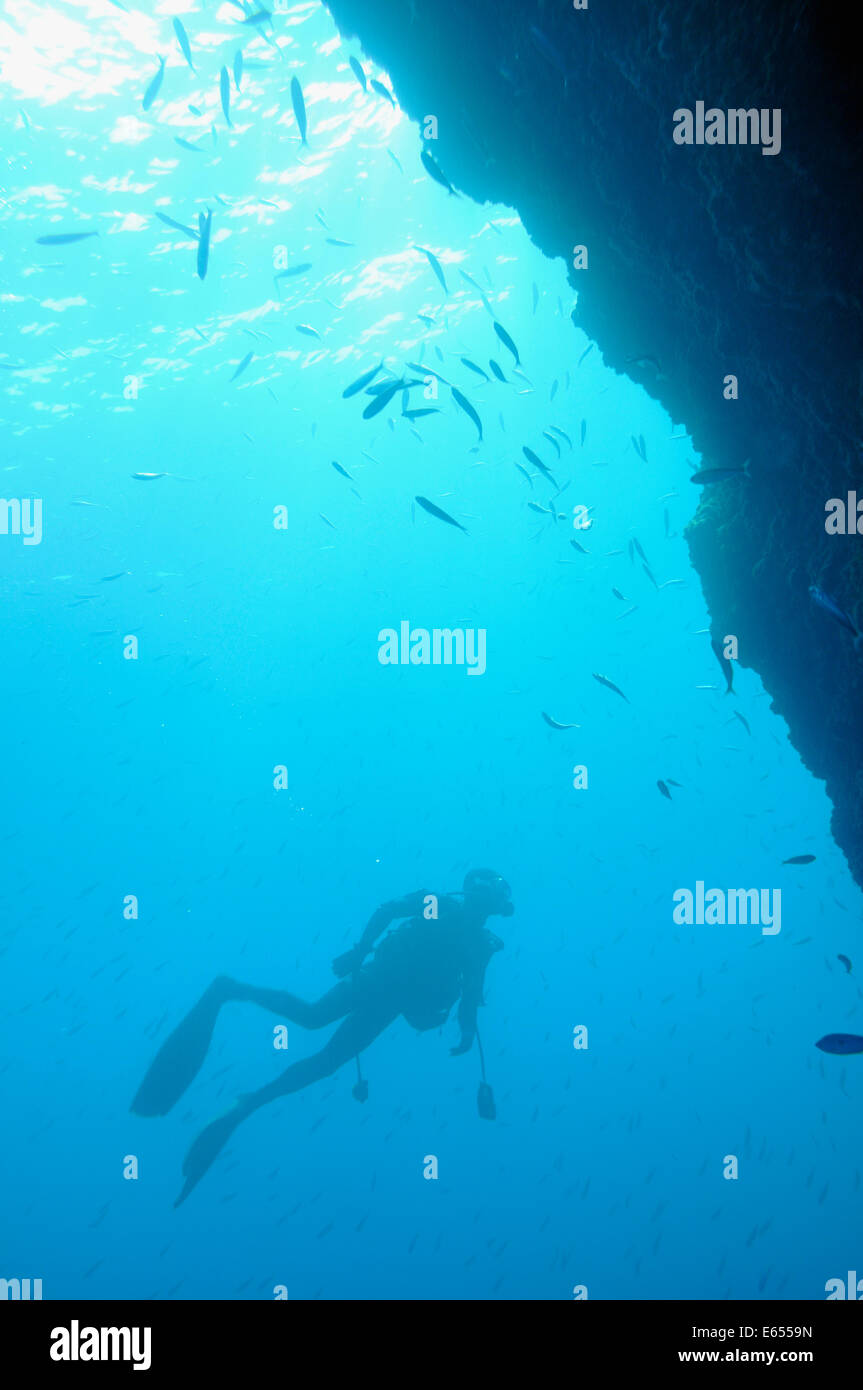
2,2 -> 861,1302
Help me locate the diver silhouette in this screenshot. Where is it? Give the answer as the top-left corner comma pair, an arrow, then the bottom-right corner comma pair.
130,869 -> 513,1206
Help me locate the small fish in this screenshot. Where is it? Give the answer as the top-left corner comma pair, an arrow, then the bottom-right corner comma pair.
173,18 -> 195,72
331,461 -> 353,480
349,56 -> 367,90
319,514 -> 336,530
406,362 -> 450,386
230,351 -> 254,383
342,363 -> 383,398
219,66 -> 233,127
174,137 -> 203,153
542,712 -> 580,730
489,359 -> 508,383
142,57 -> 165,113
370,78 -> 395,107
460,269 -> 494,315
580,419 -> 587,446
570,539 -> 589,555
809,585 -> 860,641
188,104 -> 202,116
416,245 -> 447,294
528,502 -> 551,515
633,537 -> 648,564
577,344 -> 594,367
593,672 -> 629,704
711,635 -> 734,694
616,605 -> 639,620
782,854 -> 816,866
666,779 -> 683,788
639,434 -> 647,461
296,324 -> 321,339
415,495 -> 467,533
612,588 -> 627,601
514,463 -> 533,489
132,472 -> 167,481
421,147 -> 458,196
542,431 -> 561,459
493,320 -> 520,366
101,571 -> 129,582
233,50 -> 244,92
451,387 -> 483,442
362,381 -> 405,419
274,263 -> 312,282
837,954 -> 852,974
642,562 -> 658,590
196,209 -> 212,280
241,9 -> 272,25
387,148 -> 403,173
734,711 -> 751,735
815,1034 -> 863,1055
326,237 -> 355,247
522,446 -> 554,484
657,780 -> 672,801
35,232 -> 98,245
403,408 -> 439,420
461,357 -> 489,382
291,76 -> 308,144
690,462 -> 750,485
549,425 -> 572,448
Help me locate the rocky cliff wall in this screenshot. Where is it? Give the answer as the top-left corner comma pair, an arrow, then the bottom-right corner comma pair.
324,0 -> 863,883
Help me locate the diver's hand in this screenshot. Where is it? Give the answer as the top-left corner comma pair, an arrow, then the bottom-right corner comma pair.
332,945 -> 364,979
449,1038 -> 473,1057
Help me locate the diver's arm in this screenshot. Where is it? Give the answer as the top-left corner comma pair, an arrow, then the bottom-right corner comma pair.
358,890 -> 429,952
332,890 -> 431,977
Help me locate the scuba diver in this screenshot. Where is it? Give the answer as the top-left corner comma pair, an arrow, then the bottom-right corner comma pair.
131,868 -> 514,1206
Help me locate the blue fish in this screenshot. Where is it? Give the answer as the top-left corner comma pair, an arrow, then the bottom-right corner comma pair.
370,78 -> 395,107
415,245 -> 447,294
220,67 -> 232,127
196,209 -> 212,280
816,1034 -> 863,1055
810,585 -> 860,642
173,18 -> 195,72
142,56 -> 165,112
291,76 -> 307,145
230,351 -> 254,383
493,320 -> 519,367
451,386 -> 482,442
421,148 -> 458,196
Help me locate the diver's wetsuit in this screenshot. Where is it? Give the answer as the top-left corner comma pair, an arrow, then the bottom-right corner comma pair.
131,879 -> 507,1206
244,890 -> 503,1110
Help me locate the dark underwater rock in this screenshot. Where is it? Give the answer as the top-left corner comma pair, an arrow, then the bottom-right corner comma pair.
324,0 -> 863,884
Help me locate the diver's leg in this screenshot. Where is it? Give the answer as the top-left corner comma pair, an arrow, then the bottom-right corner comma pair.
223,978 -> 354,1028
173,1002 -> 399,1207
131,977 -> 234,1117
246,1002 -> 399,1109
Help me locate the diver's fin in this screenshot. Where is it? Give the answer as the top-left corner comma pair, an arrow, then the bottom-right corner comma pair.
131,985 -> 224,1117
173,1103 -> 247,1207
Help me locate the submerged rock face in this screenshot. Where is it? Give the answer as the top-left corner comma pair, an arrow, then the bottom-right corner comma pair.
325,0 -> 863,883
